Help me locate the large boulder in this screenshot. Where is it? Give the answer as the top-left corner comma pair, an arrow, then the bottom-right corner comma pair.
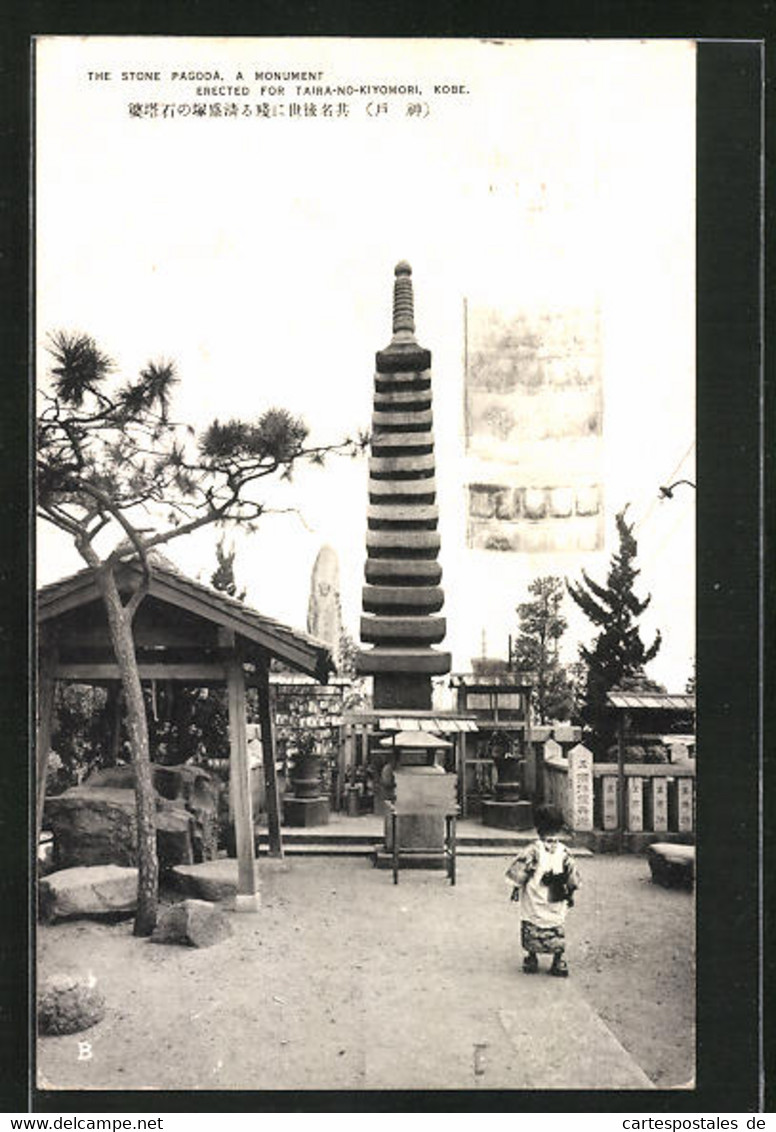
646,842 -> 695,889
38,864 -> 138,922
152,764 -> 219,862
156,805 -> 197,868
45,787 -> 137,868
44,763 -> 219,871
151,899 -> 233,948
38,973 -> 106,1035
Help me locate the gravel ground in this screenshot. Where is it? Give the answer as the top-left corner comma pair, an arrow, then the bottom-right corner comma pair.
36,853 -> 694,1094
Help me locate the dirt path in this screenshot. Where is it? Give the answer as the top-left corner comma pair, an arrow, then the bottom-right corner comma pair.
37,854 -> 694,1094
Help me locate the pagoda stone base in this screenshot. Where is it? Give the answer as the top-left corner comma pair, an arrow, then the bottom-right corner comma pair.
283,796 -> 330,827
481,799 -> 534,831
373,673 -> 431,710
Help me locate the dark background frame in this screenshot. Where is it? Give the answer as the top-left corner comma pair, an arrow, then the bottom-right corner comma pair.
1,6 -> 767,1115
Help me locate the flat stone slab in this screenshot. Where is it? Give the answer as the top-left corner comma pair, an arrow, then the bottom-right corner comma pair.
171,858 -> 258,902
498,984 -> 655,1089
361,945 -> 654,1091
38,865 -> 138,922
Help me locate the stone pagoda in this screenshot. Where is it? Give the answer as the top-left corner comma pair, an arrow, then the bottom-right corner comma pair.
356,261 -> 451,707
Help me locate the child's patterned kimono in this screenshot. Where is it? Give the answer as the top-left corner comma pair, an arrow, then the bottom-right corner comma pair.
506,838 -> 580,954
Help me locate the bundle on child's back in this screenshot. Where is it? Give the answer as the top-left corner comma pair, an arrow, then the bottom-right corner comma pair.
505,803 -> 580,977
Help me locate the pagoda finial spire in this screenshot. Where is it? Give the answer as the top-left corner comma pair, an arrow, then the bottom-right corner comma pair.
392,260 -> 416,340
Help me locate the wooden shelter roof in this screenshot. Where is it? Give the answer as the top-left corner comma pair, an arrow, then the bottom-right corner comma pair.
37,556 -> 335,682
606,691 -> 695,713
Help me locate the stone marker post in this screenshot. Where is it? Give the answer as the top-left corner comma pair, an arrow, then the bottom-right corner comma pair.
627,775 -> 644,832
567,743 -> 593,832
651,777 -> 668,832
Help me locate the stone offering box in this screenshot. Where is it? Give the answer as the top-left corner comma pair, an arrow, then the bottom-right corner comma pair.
386,770 -> 458,885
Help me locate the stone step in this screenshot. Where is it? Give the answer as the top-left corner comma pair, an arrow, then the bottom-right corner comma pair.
254,842 -> 593,859
360,614 -> 447,644
255,828 -> 592,849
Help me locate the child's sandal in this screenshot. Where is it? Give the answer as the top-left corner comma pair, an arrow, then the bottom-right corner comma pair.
523,953 -> 539,974
550,956 -> 569,977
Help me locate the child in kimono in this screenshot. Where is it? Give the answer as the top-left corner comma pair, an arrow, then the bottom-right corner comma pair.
506,803 -> 580,976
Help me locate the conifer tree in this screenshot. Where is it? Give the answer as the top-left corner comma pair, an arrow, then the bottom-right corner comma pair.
566,507 -> 662,754
511,576 -> 573,723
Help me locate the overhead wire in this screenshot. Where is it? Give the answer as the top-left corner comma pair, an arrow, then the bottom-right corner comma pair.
633,438 -> 696,533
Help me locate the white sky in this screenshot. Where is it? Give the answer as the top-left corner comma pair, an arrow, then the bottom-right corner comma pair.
36,37 -> 696,691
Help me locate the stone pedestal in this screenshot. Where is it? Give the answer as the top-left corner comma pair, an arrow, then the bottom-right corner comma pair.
481,799 -> 534,831
375,811 -> 447,869
375,759 -> 453,870
493,755 -> 522,802
283,796 -> 330,827
283,750 -> 330,827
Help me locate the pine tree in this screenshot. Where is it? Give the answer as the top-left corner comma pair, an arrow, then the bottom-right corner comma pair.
511,576 -> 573,723
37,330 -> 361,934
566,507 -> 662,755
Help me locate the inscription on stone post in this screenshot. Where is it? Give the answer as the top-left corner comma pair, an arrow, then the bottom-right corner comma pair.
651,777 -> 668,832
676,777 -> 694,832
568,743 -> 593,832
602,775 -> 618,830
627,775 -> 644,832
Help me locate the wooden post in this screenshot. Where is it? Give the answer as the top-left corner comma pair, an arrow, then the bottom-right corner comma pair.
226,656 -> 259,910
256,660 -> 283,859
456,732 -> 466,819
616,711 -> 628,839
336,721 -> 346,812
36,643 -> 57,847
